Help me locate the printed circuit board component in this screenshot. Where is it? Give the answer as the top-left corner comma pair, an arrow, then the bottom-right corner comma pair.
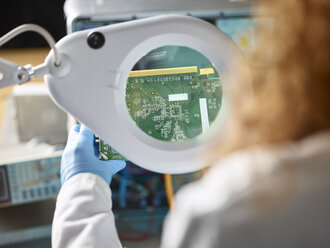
126,66 -> 222,142
100,66 -> 222,160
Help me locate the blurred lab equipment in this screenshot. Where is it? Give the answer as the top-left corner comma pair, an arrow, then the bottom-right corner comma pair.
0,0 -> 266,246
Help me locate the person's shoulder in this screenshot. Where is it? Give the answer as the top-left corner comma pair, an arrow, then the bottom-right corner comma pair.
171,148 -> 273,220
161,132 -> 330,248
175,131 -> 330,216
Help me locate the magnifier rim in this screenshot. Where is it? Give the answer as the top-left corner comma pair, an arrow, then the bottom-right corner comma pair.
113,33 -> 234,152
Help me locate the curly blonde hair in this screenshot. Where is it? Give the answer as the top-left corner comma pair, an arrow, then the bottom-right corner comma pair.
212,0 -> 330,158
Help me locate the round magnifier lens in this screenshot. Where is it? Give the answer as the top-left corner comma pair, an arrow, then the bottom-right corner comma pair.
125,45 -> 222,143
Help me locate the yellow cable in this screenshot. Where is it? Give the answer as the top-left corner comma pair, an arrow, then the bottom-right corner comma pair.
164,174 -> 175,210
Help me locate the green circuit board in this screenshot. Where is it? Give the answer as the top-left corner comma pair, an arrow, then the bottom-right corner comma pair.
99,139 -> 127,161
126,66 -> 222,142
100,66 -> 222,160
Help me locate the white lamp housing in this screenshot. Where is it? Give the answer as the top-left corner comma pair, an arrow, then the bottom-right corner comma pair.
44,15 -> 249,174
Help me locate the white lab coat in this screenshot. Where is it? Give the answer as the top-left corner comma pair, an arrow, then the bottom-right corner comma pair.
52,132 -> 330,248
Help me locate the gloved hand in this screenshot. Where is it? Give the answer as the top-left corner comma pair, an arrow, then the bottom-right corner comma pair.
60,124 -> 126,185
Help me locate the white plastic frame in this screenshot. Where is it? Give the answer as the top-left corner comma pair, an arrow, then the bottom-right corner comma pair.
44,15 -> 249,174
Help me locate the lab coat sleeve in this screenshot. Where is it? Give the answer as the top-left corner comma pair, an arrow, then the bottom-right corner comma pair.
52,173 -> 122,248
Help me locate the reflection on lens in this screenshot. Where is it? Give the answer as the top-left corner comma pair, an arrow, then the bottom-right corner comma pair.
126,46 -> 222,143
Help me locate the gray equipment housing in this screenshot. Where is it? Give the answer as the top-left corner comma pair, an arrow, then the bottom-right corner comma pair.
64,0 -> 257,33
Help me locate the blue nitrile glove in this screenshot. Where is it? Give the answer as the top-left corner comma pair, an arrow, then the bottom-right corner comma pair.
60,124 -> 126,185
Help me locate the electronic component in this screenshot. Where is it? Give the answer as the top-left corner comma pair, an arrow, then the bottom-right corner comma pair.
98,139 -> 127,161
126,66 -> 222,142
0,150 -> 62,208
100,65 -> 221,159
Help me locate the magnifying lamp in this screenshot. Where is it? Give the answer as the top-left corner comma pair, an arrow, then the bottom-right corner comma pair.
0,15 -> 249,174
